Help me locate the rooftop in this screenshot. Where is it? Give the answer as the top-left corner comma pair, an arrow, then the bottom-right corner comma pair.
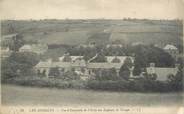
20,44 -> 32,50
19,44 -> 48,54
35,61 -> 71,68
88,63 -> 122,69
106,56 -> 134,63
163,44 -> 177,50
59,56 -> 83,62
35,61 -> 123,69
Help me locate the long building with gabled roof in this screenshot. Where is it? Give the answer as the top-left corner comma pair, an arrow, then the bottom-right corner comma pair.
34,55 -> 134,79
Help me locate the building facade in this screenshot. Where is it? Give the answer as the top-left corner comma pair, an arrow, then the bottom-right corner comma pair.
34,55 -> 134,79
19,44 -> 48,55
163,44 -> 179,60
146,63 -> 179,81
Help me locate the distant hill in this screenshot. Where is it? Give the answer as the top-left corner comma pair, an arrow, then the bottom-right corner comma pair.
1,19 -> 183,46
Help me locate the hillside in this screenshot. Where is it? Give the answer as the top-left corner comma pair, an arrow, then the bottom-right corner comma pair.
1,19 -> 183,46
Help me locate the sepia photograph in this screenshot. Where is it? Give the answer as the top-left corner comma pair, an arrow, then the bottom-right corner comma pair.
0,0 -> 184,114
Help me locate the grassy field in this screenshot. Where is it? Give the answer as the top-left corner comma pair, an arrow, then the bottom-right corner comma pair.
1,84 -> 183,106
2,20 -> 183,46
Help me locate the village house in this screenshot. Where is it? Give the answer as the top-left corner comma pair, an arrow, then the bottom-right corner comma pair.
146,63 -> 179,81
163,44 -> 179,60
19,44 -> 48,55
0,47 -> 12,58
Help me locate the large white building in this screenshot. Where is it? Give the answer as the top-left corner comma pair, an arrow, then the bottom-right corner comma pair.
146,63 -> 179,81
34,54 -> 134,79
19,44 -> 48,55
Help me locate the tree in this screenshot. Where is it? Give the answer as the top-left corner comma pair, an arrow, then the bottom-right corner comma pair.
119,57 -> 133,80
145,46 -> 175,67
1,52 -> 39,80
119,66 -> 130,80
124,57 -> 133,68
1,34 -> 24,51
176,57 -> 184,67
83,47 -> 96,61
132,45 -> 175,76
167,65 -> 183,91
63,54 -> 72,62
144,73 -> 157,81
95,68 -> 118,81
8,24 -> 16,33
63,70 -> 80,80
133,45 -> 147,76
91,53 -> 107,62
9,34 -> 24,51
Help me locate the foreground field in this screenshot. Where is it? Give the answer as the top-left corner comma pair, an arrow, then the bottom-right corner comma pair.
1,84 -> 183,106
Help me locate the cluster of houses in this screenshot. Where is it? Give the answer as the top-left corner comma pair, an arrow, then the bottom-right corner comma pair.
1,34 -> 17,58
35,53 -> 134,80
1,33 -> 181,81
1,34 -> 48,59
34,53 -> 179,81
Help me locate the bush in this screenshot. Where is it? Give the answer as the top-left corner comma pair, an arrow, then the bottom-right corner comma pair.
1,52 -> 39,81
167,66 -> 183,91
3,76 -> 86,89
94,68 -> 119,81
3,73 -> 182,92
87,80 -> 130,91
86,78 -> 180,92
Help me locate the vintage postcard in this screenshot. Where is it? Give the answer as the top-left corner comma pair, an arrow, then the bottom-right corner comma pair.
0,0 -> 184,114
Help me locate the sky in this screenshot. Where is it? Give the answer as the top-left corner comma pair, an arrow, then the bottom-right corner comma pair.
0,0 -> 184,20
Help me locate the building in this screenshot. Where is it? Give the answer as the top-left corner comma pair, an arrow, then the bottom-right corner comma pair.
19,44 -> 32,52
34,55 -> 134,79
59,54 -> 84,63
163,44 -> 179,60
0,47 -> 12,58
131,42 -> 144,46
146,63 -> 178,81
19,44 -> 48,55
1,33 -> 18,48
106,44 -> 123,48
